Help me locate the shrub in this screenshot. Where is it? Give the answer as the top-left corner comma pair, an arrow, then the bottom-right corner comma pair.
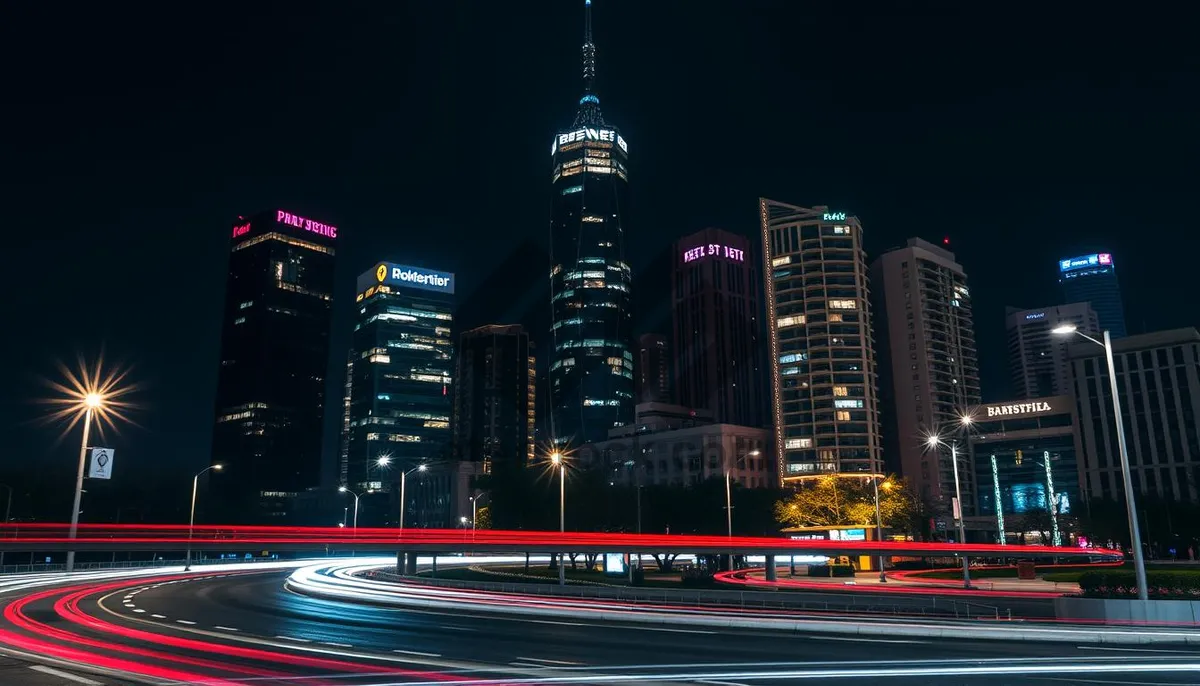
1077,571 -> 1200,600
807,564 -> 855,578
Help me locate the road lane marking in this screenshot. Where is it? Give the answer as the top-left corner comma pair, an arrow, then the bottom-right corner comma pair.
132,609 -> 145,613
626,626 -> 716,634
176,620 -> 196,625
1076,646 -> 1192,654
510,662 -> 546,668
215,626 -> 239,632
27,665 -> 103,685
321,642 -> 353,647
393,649 -> 441,657
439,625 -> 478,631
275,635 -> 311,642
697,681 -> 751,686
151,614 -> 166,619
516,657 -> 584,666
813,636 -> 931,644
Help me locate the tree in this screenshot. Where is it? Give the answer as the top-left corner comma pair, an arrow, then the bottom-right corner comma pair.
774,475 -> 916,530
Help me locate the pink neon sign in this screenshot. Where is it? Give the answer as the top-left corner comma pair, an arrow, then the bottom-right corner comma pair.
683,243 -> 745,264
231,222 -> 251,238
277,210 -> 338,239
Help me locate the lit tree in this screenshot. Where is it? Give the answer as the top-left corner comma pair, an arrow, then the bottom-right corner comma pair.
774,475 -> 917,530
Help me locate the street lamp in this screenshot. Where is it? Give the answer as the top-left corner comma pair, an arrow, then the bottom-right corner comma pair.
926,427 -> 972,589
338,486 -> 372,530
185,465 -> 222,571
469,492 -> 489,531
551,451 -> 566,586
1053,324 -> 1148,600
399,464 -> 428,531
871,475 -> 893,582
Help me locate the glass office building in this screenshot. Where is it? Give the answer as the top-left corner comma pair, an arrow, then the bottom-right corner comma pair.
1058,252 -> 1127,338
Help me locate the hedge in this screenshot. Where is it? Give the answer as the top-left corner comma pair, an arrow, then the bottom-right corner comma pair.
807,564 -> 855,578
1077,571 -> 1200,600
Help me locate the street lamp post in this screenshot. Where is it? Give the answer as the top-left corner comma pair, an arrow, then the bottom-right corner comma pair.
872,475 -> 891,582
399,464 -> 427,531
338,487 -> 368,530
185,464 -> 223,571
927,433 -> 972,589
551,451 -> 566,586
1053,325 -> 1148,601
66,397 -> 101,572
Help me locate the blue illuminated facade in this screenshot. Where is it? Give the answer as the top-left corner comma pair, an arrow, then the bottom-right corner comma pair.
1058,252 -> 1126,338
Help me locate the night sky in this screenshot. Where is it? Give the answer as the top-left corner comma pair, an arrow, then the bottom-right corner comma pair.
4,2 -> 1198,502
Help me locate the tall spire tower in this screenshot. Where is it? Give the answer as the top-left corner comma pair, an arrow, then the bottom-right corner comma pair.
547,0 -> 634,448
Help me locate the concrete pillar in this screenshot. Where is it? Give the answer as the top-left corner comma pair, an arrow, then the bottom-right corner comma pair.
765,555 -> 777,581
404,552 -> 418,575
789,555 -> 796,576
396,551 -> 405,575
431,554 -> 437,578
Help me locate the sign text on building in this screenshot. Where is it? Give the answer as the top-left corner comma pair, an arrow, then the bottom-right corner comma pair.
822,212 -> 847,222
231,222 -> 251,238
683,243 -> 746,264
360,261 -> 455,295
1025,312 -> 1045,320
277,210 -> 338,239
985,400 -> 1054,418
555,128 -> 628,154
1059,253 -> 1113,273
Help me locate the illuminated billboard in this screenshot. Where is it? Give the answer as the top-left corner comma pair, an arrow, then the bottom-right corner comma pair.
277,210 -> 338,240
357,262 -> 455,295
1058,253 -> 1113,273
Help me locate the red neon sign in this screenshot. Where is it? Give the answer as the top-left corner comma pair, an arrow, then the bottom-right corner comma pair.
231,222 -> 251,238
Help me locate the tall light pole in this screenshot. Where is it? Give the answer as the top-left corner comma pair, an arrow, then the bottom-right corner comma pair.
871,475 -> 892,582
0,483 -> 11,569
399,464 -> 427,531
469,492 -> 488,531
926,432 -> 971,589
551,451 -> 566,586
66,397 -> 101,572
338,486 -> 370,530
1053,324 -> 1147,600
185,464 -> 223,571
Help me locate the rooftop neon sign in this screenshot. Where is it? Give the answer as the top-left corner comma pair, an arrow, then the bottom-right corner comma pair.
1059,253 -> 1112,273
277,210 -> 337,239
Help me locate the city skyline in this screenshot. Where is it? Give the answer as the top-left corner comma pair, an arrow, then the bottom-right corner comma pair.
6,1 -> 1197,501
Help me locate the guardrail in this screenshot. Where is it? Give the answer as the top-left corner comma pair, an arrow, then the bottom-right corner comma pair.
366,569 -> 1016,620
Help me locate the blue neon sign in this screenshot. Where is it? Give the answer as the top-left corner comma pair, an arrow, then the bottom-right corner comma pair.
1058,253 -> 1113,273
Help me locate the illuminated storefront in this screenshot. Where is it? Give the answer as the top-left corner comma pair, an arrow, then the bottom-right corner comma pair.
967,395 -> 1083,544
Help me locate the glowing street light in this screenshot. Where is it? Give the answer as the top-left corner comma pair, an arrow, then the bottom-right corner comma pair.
1053,323 -> 1148,601
870,474 -> 894,582
399,464 -> 428,531
43,357 -> 135,572
549,450 -> 567,586
926,420 -> 973,589
186,464 -> 222,571
339,486 -> 373,530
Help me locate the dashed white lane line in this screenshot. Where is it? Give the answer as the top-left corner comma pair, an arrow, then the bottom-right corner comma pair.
625,626 -> 715,634
1076,645 -> 1191,654
393,649 -> 441,657
510,662 -> 546,668
438,625 -> 478,632
516,657 -> 584,666
275,635 -> 311,643
132,609 -> 146,613
321,641 -> 353,648
696,680 -> 751,686
151,614 -> 167,619
176,620 -> 196,625
215,626 -> 239,632
27,665 -> 103,685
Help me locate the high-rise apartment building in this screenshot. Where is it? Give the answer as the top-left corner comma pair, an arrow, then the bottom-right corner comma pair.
636,333 -> 671,404
1068,328 -> 1200,504
871,238 -> 981,505
346,262 -> 454,499
760,200 -> 882,481
672,228 -> 765,427
210,209 -> 337,522
548,0 -> 634,447
1059,252 -> 1127,339
454,325 -> 535,475
1006,303 -> 1099,399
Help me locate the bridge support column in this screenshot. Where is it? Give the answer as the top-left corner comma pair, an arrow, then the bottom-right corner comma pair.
396,551 -> 404,575
765,555 -> 777,582
404,552 -> 418,575
431,554 -> 437,578
790,555 -> 796,576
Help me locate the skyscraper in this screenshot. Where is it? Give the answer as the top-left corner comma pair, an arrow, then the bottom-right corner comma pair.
1058,252 -> 1127,338
210,209 -> 337,522
1006,303 -> 1099,399
454,325 -> 535,475
346,262 -> 454,497
871,238 -> 981,505
635,333 -> 671,404
672,227 -> 765,427
548,0 -> 634,447
760,201 -> 882,481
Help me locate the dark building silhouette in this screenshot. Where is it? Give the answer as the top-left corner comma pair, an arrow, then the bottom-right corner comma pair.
548,0 -> 634,447
1058,252 -> 1127,339
210,209 -> 337,522
636,333 -> 671,404
672,227 -> 765,427
454,325 -> 535,475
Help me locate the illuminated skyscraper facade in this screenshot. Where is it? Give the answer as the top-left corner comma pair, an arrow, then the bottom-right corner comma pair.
346,263 -> 455,496
760,200 -> 883,482
1058,252 -> 1127,339
211,209 -> 337,522
548,0 -> 634,447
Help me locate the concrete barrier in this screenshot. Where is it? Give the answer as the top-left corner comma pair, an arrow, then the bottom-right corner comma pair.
1055,597 -> 1200,625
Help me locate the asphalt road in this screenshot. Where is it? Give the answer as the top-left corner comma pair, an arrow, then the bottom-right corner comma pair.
4,567 -> 1200,685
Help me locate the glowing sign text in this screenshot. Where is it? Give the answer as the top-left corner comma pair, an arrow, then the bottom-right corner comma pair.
358,261 -> 456,295
1025,312 -> 1045,320
683,243 -> 746,264
1059,253 -> 1113,273
985,401 -> 1053,418
822,212 -> 846,221
231,222 -> 251,238
277,210 -> 338,239
555,128 -> 629,154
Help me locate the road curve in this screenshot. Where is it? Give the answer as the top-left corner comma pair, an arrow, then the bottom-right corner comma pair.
0,559 -> 1198,685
